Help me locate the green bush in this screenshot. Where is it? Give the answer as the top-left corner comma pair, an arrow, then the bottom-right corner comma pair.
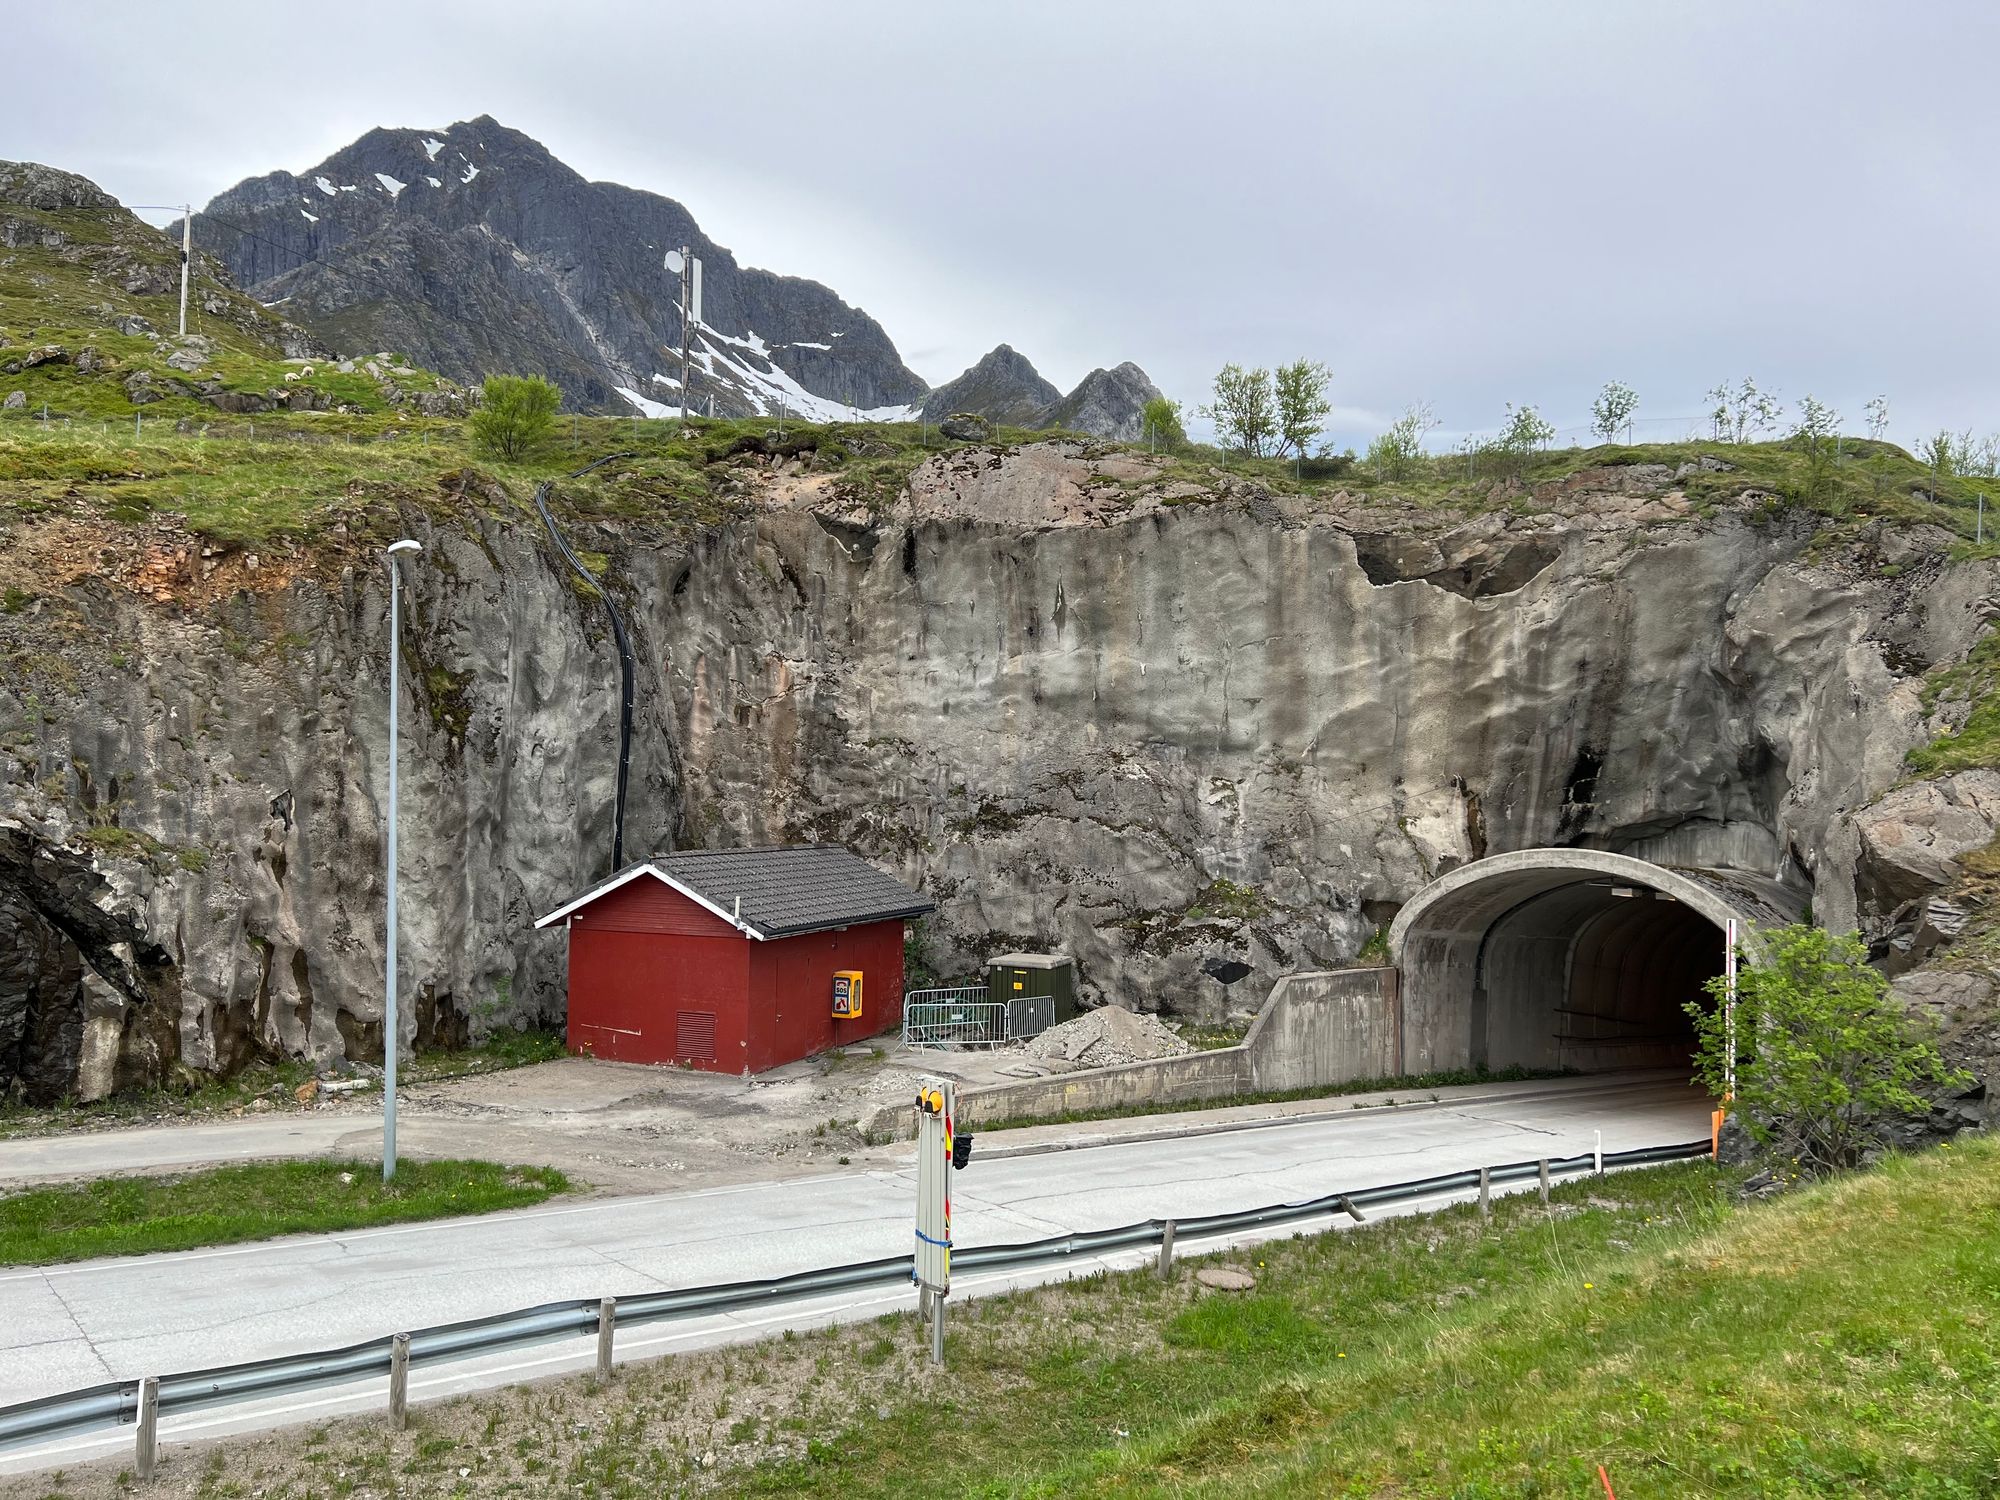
468,373 -> 561,461
1691,924 -> 1969,1172
1140,396 -> 1186,451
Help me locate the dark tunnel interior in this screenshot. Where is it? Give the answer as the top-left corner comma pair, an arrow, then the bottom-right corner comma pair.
1481,881 -> 1725,1072
1389,854 -> 1787,1081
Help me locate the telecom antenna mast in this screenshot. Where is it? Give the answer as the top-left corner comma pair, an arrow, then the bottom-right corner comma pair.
665,247 -> 703,420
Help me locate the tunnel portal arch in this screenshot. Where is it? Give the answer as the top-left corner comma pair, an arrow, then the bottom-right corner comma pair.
1387,849 -> 1806,1076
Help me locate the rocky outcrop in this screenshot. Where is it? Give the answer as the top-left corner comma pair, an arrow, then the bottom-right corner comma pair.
3,449 -> 1996,1100
1854,771 -> 2000,915
189,119 -> 929,418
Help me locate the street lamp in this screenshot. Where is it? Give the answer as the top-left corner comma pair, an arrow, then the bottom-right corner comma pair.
382,538 -> 422,1182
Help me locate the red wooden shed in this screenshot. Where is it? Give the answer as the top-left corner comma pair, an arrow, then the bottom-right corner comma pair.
533,846 -> 936,1073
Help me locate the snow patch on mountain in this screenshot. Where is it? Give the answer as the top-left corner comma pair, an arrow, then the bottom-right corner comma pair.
615,386 -> 675,419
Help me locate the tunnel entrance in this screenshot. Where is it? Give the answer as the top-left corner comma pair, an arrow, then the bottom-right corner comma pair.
1387,849 -> 1806,1076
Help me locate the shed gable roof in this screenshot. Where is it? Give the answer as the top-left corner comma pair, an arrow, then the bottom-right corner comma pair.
534,846 -> 936,940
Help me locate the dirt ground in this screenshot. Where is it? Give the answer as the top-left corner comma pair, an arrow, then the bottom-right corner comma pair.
69,1043 -> 1042,1194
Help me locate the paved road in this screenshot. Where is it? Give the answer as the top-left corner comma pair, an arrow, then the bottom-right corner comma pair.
0,1073 -> 1708,1472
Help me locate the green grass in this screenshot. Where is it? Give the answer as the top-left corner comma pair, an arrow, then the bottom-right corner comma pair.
405,1026 -> 569,1081
727,1141 -> 1999,1499
0,1157 -> 570,1265
1909,623 -> 2000,774
972,1064 -> 1573,1132
1146,432 -> 1990,537
0,406 -> 1079,547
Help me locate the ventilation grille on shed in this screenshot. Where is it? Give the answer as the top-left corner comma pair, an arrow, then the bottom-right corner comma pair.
675,1010 -> 718,1061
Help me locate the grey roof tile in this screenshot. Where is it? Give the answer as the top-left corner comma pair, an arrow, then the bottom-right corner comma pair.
546,846 -> 934,939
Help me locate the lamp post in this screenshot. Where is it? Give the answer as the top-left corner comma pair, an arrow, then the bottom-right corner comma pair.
383,538 -> 422,1181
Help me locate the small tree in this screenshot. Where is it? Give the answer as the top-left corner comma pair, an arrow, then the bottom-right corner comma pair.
1273,358 -> 1333,460
1690,925 -> 1969,1173
470,374 -> 561,461
1590,381 -> 1638,444
1495,402 -> 1554,475
1366,401 -> 1439,481
1792,394 -> 1841,496
1707,377 -> 1783,444
1201,364 -> 1276,457
1864,394 -> 1890,441
1141,396 -> 1186,452
1968,434 -> 2000,479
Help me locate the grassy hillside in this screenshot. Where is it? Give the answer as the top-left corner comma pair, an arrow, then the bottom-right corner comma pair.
6,167 -> 1989,558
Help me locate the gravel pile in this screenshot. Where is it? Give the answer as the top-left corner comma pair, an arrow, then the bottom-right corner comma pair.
1020,1005 -> 1192,1069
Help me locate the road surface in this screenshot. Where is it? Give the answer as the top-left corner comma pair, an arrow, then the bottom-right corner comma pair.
0,1072 -> 1708,1473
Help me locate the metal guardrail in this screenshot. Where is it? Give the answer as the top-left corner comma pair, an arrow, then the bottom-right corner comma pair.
902,989 -> 1009,1049
0,1139 -> 1711,1451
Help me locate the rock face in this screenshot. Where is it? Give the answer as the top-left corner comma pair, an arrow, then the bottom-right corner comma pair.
936,413 -> 992,443
1854,771 -> 2000,914
3,449 -> 1996,1102
918,346 -> 1062,427
189,118 -> 928,419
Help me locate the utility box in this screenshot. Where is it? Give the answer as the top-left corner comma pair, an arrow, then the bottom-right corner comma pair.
832,970 -> 863,1019
986,953 -> 1076,1024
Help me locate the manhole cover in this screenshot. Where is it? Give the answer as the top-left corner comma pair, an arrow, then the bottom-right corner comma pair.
1195,1268 -> 1257,1291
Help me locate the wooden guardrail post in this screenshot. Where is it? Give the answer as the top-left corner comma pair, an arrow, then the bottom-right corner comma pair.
1157,1220 -> 1176,1279
1538,1158 -> 1551,1205
595,1298 -> 616,1381
1478,1166 -> 1492,1219
134,1375 -> 159,1480
389,1333 -> 410,1430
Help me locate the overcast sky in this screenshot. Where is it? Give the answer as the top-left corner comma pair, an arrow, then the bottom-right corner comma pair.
10,2 -> 1998,447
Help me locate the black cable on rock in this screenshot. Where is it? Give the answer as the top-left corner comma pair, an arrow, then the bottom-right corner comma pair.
535,452 -> 637,871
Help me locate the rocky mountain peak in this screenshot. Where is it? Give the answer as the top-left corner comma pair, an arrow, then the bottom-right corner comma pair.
919,344 -> 1062,426
1042,362 -> 1166,442
0,161 -> 120,212
190,117 -> 928,418
919,346 -> 1165,440
182,119 -> 1164,432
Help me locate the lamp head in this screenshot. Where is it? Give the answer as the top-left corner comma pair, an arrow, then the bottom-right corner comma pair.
386,539 -> 421,558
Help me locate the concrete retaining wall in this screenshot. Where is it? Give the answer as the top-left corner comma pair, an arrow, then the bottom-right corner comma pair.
873,967 -> 1401,1139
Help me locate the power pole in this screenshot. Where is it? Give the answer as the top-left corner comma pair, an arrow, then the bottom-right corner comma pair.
178,205 -> 191,338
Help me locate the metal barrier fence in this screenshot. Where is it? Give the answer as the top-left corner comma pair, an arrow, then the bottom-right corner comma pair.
902,988 -> 1009,1049
0,1139 -> 1710,1453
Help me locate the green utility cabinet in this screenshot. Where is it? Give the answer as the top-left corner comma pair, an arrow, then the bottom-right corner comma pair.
986,952 -> 1077,1023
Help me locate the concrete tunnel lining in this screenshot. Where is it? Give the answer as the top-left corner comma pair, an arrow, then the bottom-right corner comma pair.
1387,849 -> 1807,1076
